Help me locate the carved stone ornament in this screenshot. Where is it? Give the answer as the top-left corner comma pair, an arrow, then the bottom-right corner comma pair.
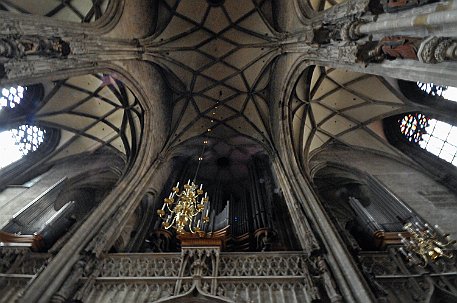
340,21 -> 365,42
316,256 -> 343,303
358,36 -> 422,64
0,36 -> 70,59
418,36 -> 457,64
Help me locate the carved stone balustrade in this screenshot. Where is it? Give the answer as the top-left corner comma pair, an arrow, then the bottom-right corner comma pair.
357,250 -> 457,302
75,251 -> 318,303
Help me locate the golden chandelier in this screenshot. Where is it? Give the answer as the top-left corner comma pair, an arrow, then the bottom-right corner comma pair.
157,180 -> 210,235
398,221 -> 455,267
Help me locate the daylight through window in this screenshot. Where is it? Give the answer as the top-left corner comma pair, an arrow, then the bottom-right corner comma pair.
0,86 -> 46,169
400,114 -> 457,167
417,82 -> 457,102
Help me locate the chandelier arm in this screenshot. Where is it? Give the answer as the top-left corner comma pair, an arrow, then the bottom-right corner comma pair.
165,216 -> 176,230
188,218 -> 195,233
166,203 -> 173,213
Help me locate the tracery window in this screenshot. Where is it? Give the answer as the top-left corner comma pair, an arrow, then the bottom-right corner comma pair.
399,114 -> 457,167
417,82 -> 457,102
1,86 -> 26,109
0,85 -> 47,169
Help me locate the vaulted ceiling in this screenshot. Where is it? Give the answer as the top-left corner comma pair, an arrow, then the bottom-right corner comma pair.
148,0 -> 411,169
146,0 -> 278,154
0,0 -> 417,173
36,74 -> 143,165
289,66 -> 409,168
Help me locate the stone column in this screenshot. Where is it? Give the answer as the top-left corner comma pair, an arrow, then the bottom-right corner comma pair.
0,8 -> 141,86
271,148 -> 375,302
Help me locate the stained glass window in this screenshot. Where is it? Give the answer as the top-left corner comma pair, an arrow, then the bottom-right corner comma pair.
400,113 -> 457,167
399,113 -> 429,143
0,86 -> 46,169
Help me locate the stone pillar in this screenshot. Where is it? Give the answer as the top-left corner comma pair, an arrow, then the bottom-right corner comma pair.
271,150 -> 375,302
0,8 -> 141,86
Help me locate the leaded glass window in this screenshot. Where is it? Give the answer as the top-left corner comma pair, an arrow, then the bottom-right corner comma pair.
419,119 -> 457,166
400,113 -> 457,167
399,113 -> 429,143
0,86 -> 26,109
11,125 -> 46,154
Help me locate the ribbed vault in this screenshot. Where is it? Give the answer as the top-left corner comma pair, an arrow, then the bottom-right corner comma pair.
144,0 -> 280,151
35,74 -> 143,165
288,66 -> 410,167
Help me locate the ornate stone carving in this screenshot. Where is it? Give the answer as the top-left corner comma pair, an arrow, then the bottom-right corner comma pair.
218,253 -> 310,277
70,251 -> 321,302
418,36 -> 457,64
0,36 -> 70,59
340,21 -> 366,42
95,254 -> 182,277
322,0 -> 373,24
315,256 -> 343,303
358,36 -> 422,64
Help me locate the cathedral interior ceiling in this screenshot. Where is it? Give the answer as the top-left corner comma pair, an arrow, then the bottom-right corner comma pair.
0,0 -> 418,170
145,0 -> 278,156
0,0 -> 109,22
147,0 -> 412,167
35,74 -> 143,164
290,66 -> 410,166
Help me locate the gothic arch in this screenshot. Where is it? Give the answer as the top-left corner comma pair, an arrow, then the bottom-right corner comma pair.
278,61 -> 409,177
397,79 -> 457,126
310,161 -> 420,250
